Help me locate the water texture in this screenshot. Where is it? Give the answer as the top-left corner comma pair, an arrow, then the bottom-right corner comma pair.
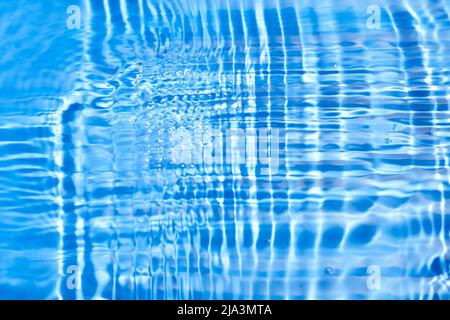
0,0 -> 450,300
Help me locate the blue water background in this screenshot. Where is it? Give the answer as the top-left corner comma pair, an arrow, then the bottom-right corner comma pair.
0,0 -> 450,299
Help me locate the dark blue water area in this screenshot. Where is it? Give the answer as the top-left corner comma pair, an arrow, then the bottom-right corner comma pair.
0,0 -> 450,300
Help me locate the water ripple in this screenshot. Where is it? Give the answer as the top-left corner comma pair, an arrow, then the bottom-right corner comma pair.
0,0 -> 449,300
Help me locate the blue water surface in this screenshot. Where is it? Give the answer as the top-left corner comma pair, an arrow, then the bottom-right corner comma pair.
0,0 -> 450,300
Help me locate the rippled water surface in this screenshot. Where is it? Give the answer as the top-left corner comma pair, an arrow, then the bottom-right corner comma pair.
1,0 -> 450,299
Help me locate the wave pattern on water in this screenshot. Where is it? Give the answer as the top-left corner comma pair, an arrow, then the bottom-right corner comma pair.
0,0 -> 450,300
